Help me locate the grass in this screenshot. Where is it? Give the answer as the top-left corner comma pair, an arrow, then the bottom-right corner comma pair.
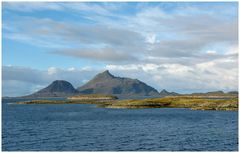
15,95 -> 238,111
16,99 -> 113,105
67,94 -> 118,100
16,100 -> 67,104
101,96 -> 238,110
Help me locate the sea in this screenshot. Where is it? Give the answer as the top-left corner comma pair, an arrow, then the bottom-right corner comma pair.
2,98 -> 238,151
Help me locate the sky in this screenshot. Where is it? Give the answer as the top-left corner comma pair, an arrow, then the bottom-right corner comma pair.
2,2 -> 238,96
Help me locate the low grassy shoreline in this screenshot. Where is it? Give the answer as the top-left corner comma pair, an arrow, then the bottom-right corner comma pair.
67,94 -> 118,100
14,95 -> 238,111
15,99 -> 113,105
102,96 -> 238,111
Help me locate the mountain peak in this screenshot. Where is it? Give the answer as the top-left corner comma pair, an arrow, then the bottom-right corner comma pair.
39,80 -> 78,94
159,89 -> 179,97
77,71 -> 160,96
160,89 -> 168,93
94,70 -> 115,80
23,80 -> 79,98
103,70 -> 110,73
206,90 -> 224,94
52,80 -> 69,84
102,70 -> 111,75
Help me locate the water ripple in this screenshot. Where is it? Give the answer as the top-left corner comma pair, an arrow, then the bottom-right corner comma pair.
2,100 -> 238,151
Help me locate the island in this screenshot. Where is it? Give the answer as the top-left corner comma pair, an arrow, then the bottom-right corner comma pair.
100,96 -> 238,111
16,94 -> 118,105
9,70 -> 238,111
67,94 -> 118,100
15,94 -> 238,111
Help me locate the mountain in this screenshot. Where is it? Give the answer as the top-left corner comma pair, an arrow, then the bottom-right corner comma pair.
191,90 -> 225,96
23,80 -> 78,98
227,91 -> 238,95
206,90 -> 224,95
159,89 -> 179,97
77,70 -> 160,97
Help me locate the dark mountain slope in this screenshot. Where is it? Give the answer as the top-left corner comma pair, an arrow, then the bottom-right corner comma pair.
159,89 -> 179,97
77,70 -> 160,97
23,80 -> 78,98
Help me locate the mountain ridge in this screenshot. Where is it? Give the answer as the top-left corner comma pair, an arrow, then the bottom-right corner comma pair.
9,70 -> 237,98
159,89 -> 179,96
77,70 -> 160,97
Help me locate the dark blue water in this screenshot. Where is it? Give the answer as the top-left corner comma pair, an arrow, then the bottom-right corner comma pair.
2,98 -> 238,151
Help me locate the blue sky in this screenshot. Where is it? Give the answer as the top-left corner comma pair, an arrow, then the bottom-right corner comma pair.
2,2 -> 238,96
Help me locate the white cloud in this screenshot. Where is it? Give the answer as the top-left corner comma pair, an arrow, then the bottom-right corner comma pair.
2,66 -> 101,96
3,54 -> 238,97
225,46 -> 238,55
3,2 -> 63,12
68,67 -> 76,71
47,67 -> 58,75
106,64 -> 140,71
2,3 -> 238,95
145,33 -> 157,44
206,50 -> 217,55
82,79 -> 89,83
81,66 -> 92,71
141,64 -> 160,72
3,3 -> 237,64
52,47 -> 138,63
105,53 -> 238,93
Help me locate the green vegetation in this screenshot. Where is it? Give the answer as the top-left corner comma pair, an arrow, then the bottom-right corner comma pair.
16,99 -> 113,105
15,95 -> 238,111
16,100 -> 67,104
102,96 -> 238,110
67,94 -> 118,100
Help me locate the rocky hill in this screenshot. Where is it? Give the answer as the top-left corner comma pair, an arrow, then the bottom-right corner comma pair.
23,80 -> 78,98
77,70 -> 160,97
159,89 -> 179,97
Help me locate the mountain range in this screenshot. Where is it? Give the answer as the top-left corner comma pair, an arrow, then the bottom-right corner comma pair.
18,70 -> 237,98
159,89 -> 179,96
23,70 -> 164,98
